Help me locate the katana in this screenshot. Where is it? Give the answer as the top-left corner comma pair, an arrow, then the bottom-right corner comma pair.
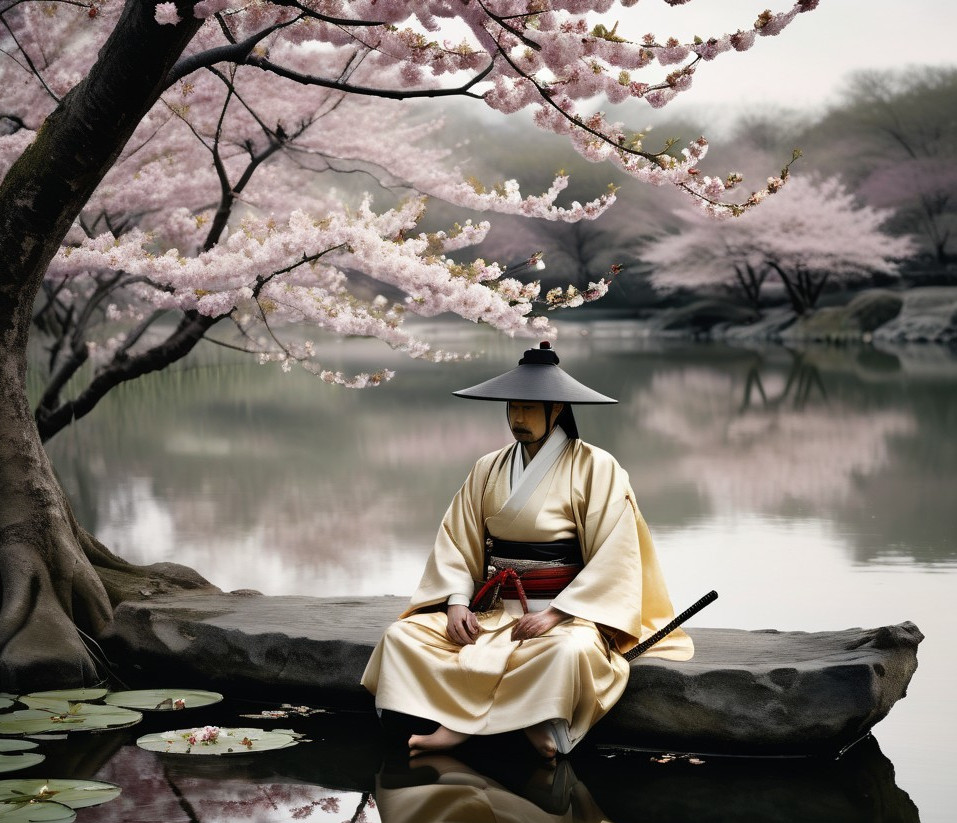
624,590 -> 718,662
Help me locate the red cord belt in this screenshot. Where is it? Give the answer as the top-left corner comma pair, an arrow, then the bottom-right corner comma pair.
470,563 -> 582,613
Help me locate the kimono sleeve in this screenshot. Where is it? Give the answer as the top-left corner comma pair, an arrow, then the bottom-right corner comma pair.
400,451 -> 500,617
551,443 -> 693,660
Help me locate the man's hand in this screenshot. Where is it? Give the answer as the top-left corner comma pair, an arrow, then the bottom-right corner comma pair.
447,604 -> 480,645
511,606 -> 569,642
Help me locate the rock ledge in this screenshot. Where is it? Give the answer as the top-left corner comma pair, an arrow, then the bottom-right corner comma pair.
102,593 -> 923,756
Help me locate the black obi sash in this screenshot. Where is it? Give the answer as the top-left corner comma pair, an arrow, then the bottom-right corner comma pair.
484,535 -> 583,566
471,534 -> 584,611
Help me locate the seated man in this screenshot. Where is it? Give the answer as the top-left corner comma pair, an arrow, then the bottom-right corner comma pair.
361,342 -> 693,758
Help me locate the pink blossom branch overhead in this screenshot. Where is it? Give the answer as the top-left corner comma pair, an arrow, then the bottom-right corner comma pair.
1,0 -> 819,400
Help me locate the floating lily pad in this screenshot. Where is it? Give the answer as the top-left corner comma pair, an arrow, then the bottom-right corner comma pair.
0,742 -> 44,775
103,689 -> 222,712
0,704 -> 141,737
0,754 -> 44,775
22,691 -> 108,704
0,779 -> 121,814
0,745 -> 36,755
137,726 -> 300,756
14,701 -> 69,715
0,800 -> 76,821
0,701 -> 12,713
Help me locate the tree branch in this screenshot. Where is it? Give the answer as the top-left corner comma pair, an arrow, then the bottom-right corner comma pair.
767,259 -> 805,314
35,311 -> 223,441
0,15 -> 60,103
166,20 -> 297,87
477,0 -> 542,52
266,0 -> 384,27
243,53 -> 493,99
115,309 -> 168,358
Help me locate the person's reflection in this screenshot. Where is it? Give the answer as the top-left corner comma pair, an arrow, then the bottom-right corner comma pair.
376,754 -> 611,823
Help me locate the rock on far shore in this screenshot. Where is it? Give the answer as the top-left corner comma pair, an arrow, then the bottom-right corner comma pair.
102,592 -> 923,757
637,287 -> 957,345
872,286 -> 957,344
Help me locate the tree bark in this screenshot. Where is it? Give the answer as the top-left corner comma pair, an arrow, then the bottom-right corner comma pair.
0,1 -> 206,691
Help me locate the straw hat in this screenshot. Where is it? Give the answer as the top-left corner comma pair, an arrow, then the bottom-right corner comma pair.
453,342 -> 616,404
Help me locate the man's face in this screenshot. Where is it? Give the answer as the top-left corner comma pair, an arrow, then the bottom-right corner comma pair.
507,401 -> 561,444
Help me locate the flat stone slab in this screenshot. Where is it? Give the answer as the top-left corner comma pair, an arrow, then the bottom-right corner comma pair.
102,593 -> 923,756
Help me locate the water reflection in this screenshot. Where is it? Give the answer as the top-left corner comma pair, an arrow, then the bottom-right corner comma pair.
26,324 -> 953,819
377,756 -> 606,823
624,356 -> 915,516
23,710 -> 918,823
38,328 -> 957,597
576,736 -> 920,823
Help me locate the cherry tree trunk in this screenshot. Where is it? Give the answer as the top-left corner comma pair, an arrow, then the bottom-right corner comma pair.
0,345 -> 114,688
0,0 -> 205,690
0,341 -> 214,689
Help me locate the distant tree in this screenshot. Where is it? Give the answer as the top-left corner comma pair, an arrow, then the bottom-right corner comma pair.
808,67 -> 957,265
724,108 -> 806,159
645,176 -> 916,314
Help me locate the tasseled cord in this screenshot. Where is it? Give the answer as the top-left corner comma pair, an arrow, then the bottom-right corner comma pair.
470,567 -> 529,613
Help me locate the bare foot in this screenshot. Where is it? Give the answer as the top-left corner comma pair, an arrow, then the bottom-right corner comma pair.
524,722 -> 558,759
409,725 -> 471,756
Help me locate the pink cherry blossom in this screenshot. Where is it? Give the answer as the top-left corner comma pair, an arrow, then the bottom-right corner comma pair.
154,3 -> 180,26
645,176 -> 917,312
2,0 -> 821,409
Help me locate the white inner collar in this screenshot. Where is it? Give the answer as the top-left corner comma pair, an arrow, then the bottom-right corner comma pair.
504,427 -> 569,514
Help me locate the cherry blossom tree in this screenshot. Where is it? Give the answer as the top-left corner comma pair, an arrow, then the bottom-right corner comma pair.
645,176 -> 916,314
809,67 -> 957,267
0,0 -> 820,689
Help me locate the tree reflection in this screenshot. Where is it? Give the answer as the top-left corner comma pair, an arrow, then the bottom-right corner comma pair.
740,349 -> 828,412
625,350 -> 916,518
39,332 -> 957,589
86,743 -> 376,822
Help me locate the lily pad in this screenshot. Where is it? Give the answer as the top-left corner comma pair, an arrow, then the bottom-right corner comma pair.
0,800 -> 76,821
0,743 -> 44,774
0,745 -> 36,755
103,689 -> 222,712
0,754 -> 44,775
0,779 -> 121,811
0,701 -> 11,713
0,704 -> 141,737
22,691 -> 108,704
137,726 -> 300,756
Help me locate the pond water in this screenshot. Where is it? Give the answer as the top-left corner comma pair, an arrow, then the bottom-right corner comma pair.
28,320 -> 957,822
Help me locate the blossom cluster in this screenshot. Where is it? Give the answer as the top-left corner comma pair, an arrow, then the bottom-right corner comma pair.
160,726 -> 256,752
184,726 -> 221,746
1,0 -> 821,399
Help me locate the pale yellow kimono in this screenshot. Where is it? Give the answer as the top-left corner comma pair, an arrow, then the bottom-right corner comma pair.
361,437 -> 693,750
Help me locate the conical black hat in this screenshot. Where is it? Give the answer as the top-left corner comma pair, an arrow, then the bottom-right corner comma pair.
453,342 -> 616,404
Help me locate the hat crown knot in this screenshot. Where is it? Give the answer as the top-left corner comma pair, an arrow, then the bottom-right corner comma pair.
519,343 -> 559,366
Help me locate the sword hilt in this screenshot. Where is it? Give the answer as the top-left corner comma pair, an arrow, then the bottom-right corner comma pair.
624,589 -> 718,662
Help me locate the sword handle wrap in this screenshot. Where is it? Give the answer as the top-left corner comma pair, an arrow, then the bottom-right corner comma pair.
624,590 -> 718,662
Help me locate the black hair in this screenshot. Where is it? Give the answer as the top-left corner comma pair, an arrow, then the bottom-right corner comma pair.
554,404 -> 579,439
506,401 -> 579,443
